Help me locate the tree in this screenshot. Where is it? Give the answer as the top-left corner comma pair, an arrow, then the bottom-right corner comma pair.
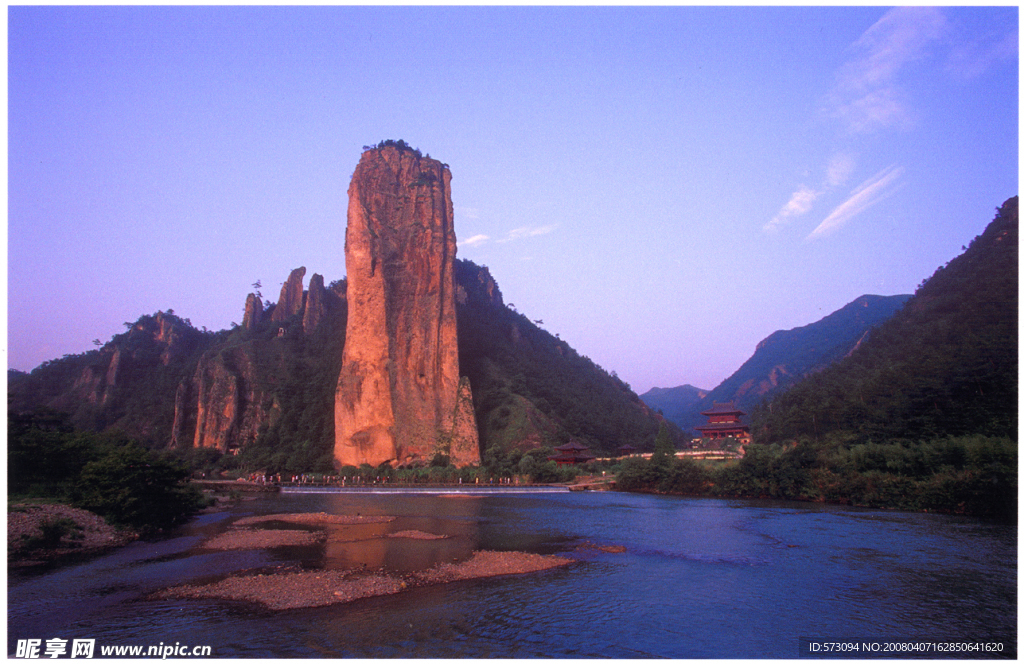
651,423 -> 675,463
71,444 -> 205,534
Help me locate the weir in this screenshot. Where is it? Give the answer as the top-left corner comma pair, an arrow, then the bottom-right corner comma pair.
279,486 -> 570,495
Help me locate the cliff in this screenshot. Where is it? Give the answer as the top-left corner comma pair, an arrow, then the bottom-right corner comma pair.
335,146 -> 479,467
169,266 -> 346,455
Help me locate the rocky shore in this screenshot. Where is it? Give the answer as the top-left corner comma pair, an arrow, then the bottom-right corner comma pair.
8,503 -> 135,567
155,510 -> 574,610
234,512 -> 395,526
202,528 -> 324,551
157,550 -> 574,610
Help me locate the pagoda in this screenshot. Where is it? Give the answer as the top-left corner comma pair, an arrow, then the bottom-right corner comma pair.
693,402 -> 751,444
548,441 -> 596,467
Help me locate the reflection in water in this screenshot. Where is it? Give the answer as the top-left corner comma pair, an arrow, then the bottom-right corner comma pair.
7,492 -> 1016,659
312,494 -> 484,573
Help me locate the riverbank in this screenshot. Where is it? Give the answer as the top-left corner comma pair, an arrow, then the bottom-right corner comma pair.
8,502 -> 136,568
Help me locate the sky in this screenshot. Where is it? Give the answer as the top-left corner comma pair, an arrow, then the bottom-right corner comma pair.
7,5 -> 1019,395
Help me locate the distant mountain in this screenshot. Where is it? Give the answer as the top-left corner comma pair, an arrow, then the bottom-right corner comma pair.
650,293 -> 911,433
639,385 -> 708,428
755,196 -> 1018,443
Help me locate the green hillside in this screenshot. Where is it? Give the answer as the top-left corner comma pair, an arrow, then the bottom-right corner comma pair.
639,385 -> 708,430
617,197 -> 1017,519
455,259 -> 669,457
754,197 -> 1017,443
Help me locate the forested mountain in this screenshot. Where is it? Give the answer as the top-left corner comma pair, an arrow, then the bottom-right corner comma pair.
7,312 -> 219,443
754,196 -> 1018,443
643,294 -> 911,433
619,197 -> 1017,519
456,260 -> 668,456
9,260 -> 670,473
639,385 -> 708,429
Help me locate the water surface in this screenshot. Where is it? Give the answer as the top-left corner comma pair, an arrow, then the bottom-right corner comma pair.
8,492 -> 1016,658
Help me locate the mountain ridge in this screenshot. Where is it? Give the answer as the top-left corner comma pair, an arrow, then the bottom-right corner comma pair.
642,292 -> 911,432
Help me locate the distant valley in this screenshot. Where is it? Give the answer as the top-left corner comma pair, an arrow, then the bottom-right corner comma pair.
642,293 -> 912,433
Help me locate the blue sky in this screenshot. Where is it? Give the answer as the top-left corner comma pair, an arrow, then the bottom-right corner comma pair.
7,6 -> 1018,394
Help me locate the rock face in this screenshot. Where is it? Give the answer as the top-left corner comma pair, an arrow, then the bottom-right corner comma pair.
335,146 -> 479,467
271,267 -> 306,322
303,273 -> 327,333
243,293 -> 263,330
187,347 -> 275,451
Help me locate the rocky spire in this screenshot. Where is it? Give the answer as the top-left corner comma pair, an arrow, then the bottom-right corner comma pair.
242,293 -> 263,330
271,267 -> 306,322
335,145 -> 479,467
303,273 -> 327,333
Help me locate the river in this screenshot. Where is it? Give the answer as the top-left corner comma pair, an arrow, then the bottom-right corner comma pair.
7,490 -> 1016,659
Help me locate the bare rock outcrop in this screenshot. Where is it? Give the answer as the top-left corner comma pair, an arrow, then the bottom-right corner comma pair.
303,273 -> 327,333
271,267 -> 306,322
335,146 -> 479,467
189,347 -> 277,452
243,293 -> 263,330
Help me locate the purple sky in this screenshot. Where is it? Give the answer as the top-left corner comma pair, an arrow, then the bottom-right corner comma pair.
7,6 -> 1018,394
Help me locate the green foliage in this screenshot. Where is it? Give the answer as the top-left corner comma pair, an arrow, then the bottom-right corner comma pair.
755,198 -> 1017,444
8,311 -> 220,446
479,445 -> 576,483
9,409 -> 98,498
455,258 -> 669,458
72,444 -> 206,534
9,409 -> 207,534
231,305 -> 346,475
365,139 -> 423,158
651,423 -> 675,462
616,434 -> 1016,520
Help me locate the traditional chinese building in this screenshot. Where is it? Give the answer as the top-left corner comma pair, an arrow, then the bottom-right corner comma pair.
617,443 -> 638,458
548,441 -> 596,467
693,402 -> 751,444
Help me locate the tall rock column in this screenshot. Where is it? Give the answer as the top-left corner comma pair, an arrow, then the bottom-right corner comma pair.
335,146 -> 479,467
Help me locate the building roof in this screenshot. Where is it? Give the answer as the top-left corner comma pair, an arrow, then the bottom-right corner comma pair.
549,452 -> 596,461
554,441 -> 591,452
700,401 -> 746,416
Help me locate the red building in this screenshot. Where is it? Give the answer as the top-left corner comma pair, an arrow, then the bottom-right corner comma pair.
693,402 -> 751,444
548,441 -> 596,467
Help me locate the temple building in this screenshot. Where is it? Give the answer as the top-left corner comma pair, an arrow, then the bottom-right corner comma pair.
548,441 -> 596,467
693,402 -> 751,444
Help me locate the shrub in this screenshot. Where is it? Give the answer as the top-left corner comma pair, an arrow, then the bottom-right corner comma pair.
71,445 -> 206,535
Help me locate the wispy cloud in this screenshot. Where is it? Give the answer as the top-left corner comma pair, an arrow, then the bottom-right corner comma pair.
765,153 -> 858,233
765,185 -> 820,233
945,28 -> 1018,80
459,225 -> 558,248
461,234 -> 490,248
501,225 -> 557,242
806,164 -> 904,240
827,7 -> 947,134
825,153 -> 856,188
